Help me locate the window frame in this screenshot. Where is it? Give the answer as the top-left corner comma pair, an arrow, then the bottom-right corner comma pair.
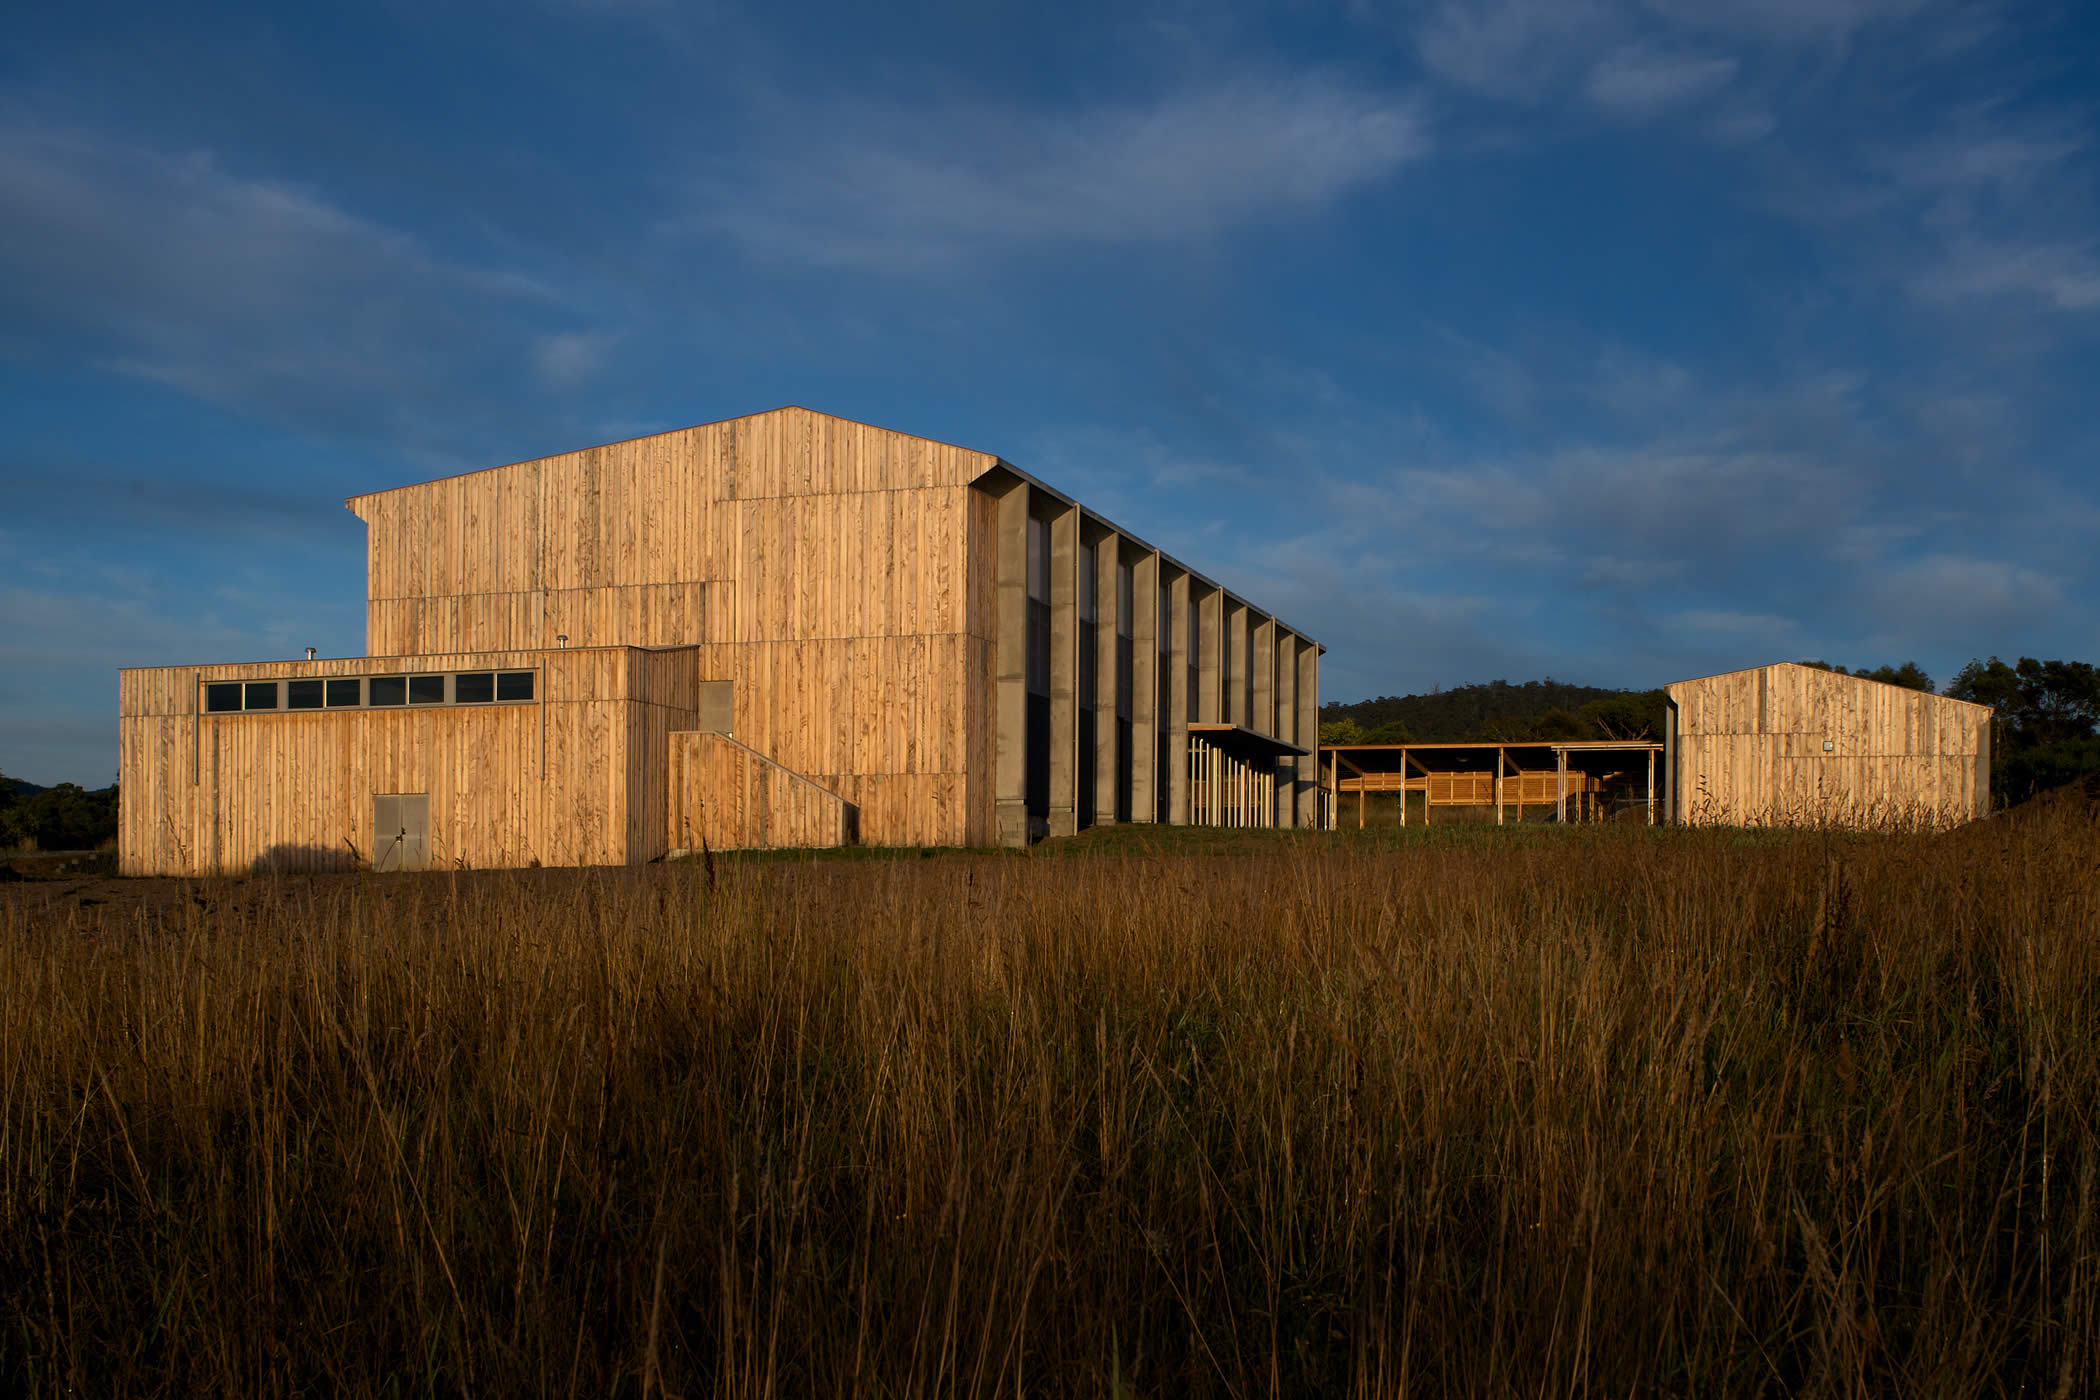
199,668 -> 539,715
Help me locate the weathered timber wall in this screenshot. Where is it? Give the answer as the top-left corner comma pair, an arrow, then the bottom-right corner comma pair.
346,407 -> 996,848
666,731 -> 853,851
1668,662 -> 1991,828
117,647 -> 697,875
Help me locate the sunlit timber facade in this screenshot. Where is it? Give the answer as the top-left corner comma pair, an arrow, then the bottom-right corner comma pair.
118,407 -> 1321,873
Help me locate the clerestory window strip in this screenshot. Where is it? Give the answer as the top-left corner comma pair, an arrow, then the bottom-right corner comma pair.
202,670 -> 538,714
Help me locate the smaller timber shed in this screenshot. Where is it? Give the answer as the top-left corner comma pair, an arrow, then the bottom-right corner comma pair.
1664,662 -> 1991,828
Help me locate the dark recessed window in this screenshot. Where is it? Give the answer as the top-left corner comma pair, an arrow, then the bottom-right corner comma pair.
369,676 -> 406,706
326,678 -> 362,707
244,682 -> 280,710
289,679 -> 325,709
206,683 -> 242,713
454,671 -> 495,704
497,671 -> 535,702
409,674 -> 445,704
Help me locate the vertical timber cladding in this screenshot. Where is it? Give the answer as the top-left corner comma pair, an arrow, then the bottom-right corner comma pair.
351,407 -> 1004,850
115,646 -> 699,875
123,407 -> 1317,866
1664,661 -> 1992,828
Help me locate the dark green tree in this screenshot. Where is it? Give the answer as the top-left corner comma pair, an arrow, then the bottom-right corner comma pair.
1947,656 -> 2100,803
1798,660 -> 1935,693
1319,718 -> 1366,746
1576,690 -> 1668,740
0,768 -> 21,849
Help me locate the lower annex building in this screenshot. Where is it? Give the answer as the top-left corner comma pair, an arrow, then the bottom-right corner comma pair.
119,407 -> 1324,874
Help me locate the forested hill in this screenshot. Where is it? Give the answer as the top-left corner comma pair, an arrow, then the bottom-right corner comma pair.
1320,679 -> 1666,744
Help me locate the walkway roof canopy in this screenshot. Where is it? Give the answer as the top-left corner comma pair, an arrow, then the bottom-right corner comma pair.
1323,739 -> 1663,776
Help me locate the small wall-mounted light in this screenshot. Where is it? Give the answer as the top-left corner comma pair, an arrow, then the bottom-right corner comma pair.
556,634 -> 569,648
305,647 -> 317,662
1823,739 -> 1835,752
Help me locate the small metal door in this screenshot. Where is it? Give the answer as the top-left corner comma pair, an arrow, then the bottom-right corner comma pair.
373,793 -> 429,872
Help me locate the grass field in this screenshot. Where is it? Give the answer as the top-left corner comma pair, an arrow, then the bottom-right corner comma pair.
4,785 -> 2098,1397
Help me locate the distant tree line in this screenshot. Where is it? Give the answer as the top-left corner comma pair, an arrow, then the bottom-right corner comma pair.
1322,656 -> 2100,807
1796,659 -> 1935,692
1319,678 -> 1668,747
0,774 -> 118,851
1944,657 -> 2100,804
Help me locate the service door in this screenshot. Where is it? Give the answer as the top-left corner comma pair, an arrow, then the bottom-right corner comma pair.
373,793 -> 430,872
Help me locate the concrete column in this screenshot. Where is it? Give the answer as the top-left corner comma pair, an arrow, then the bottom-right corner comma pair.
1129,550 -> 1160,822
1091,530 -> 1120,827
1268,629 -> 1285,826
1166,570 -> 1190,825
1223,600 -> 1246,727
1198,587 -> 1222,723
993,482 -> 1031,848
1296,639 -> 1318,828
1255,615 -> 1277,739
1046,504 -> 1080,838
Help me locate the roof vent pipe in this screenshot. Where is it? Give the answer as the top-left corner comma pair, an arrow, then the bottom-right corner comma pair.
305,647 -> 317,662
557,634 -> 569,648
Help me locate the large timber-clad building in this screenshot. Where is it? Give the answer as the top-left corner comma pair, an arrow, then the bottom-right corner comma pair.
119,407 -> 1323,874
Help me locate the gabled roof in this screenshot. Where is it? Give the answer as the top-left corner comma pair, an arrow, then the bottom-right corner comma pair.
1666,661 -> 1991,711
342,404 -> 994,506
340,403 -> 1325,650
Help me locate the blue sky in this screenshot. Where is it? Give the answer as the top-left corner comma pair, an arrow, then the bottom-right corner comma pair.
4,0 -> 2097,784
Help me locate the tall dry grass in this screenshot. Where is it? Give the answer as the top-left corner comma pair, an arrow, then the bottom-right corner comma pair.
4,797 -> 2098,1397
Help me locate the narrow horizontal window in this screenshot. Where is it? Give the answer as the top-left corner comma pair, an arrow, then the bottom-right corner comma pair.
497,671 -> 535,702
409,674 -> 445,705
287,679 -> 324,709
205,683 -> 242,713
369,676 -> 406,706
453,671 -> 495,704
326,678 -> 362,707
244,682 -> 280,711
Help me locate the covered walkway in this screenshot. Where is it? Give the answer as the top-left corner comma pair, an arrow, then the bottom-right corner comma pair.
1321,740 -> 1665,827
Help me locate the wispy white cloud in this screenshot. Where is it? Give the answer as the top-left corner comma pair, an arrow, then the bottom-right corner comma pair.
1584,44 -> 1737,118
1413,0 -> 1623,102
689,72 -> 1430,267
1920,238 -> 2100,311
0,119 -> 606,442
1639,0 -> 1933,45
1669,608 -> 1799,637
1865,553 -> 2062,631
533,329 -> 620,389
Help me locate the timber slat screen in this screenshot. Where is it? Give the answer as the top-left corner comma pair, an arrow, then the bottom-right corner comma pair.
1187,740 -> 1282,829
1666,662 -> 1991,828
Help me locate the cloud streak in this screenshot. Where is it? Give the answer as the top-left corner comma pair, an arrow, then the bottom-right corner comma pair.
689,73 -> 1430,267
0,119 -> 611,446
1584,45 -> 1737,117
